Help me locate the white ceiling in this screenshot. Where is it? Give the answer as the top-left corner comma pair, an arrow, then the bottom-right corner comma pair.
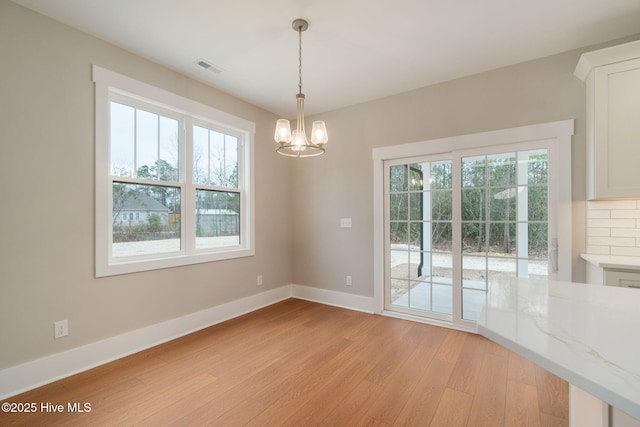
11,0 -> 640,118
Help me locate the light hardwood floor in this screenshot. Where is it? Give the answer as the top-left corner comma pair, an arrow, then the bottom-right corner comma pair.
0,299 -> 568,426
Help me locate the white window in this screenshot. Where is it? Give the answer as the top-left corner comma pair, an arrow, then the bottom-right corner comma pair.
93,66 -> 255,277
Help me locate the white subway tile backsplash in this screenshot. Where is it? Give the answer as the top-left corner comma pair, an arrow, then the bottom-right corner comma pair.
587,228 -> 610,237
587,200 -> 637,210
611,247 -> 640,257
611,210 -> 640,219
586,210 -> 610,219
586,200 -> 640,256
588,219 -> 636,228
588,236 -> 636,247
611,228 -> 640,238
586,245 -> 611,255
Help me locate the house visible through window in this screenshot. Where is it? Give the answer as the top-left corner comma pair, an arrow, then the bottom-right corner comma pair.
193,125 -> 241,250
93,65 -> 255,277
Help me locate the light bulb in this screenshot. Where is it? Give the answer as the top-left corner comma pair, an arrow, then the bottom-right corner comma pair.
291,130 -> 307,151
274,119 -> 291,143
311,121 -> 328,145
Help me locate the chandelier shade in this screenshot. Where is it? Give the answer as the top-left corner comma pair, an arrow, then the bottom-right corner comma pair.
274,19 -> 328,158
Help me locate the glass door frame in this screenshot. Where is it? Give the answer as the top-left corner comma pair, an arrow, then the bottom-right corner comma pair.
373,120 -> 574,332
384,153 -> 454,324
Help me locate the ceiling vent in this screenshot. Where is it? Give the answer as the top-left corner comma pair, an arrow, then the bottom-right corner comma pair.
195,58 -> 223,74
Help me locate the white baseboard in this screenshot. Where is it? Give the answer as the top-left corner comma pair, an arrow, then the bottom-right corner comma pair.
291,284 -> 377,314
0,285 -> 293,400
0,284 -> 378,400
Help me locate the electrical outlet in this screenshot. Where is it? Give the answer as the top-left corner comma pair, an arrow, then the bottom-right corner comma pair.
346,275 -> 352,286
257,275 -> 263,286
340,218 -> 352,228
54,320 -> 69,338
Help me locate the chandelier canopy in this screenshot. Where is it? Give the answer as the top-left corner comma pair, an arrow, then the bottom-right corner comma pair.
274,19 -> 328,158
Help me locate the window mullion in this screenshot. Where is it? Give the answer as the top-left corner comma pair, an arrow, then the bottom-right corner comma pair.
183,118 -> 195,253
223,134 -> 227,186
133,109 -> 138,178
156,113 -> 161,180
207,129 -> 211,185
516,151 -> 530,277
111,176 -> 181,188
239,137 -> 248,248
451,153 -> 463,325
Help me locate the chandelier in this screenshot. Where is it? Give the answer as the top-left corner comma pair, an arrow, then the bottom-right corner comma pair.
274,19 -> 328,157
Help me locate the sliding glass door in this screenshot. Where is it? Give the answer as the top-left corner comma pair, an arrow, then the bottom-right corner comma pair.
387,157 -> 454,322
385,145 -> 552,326
459,149 -> 550,321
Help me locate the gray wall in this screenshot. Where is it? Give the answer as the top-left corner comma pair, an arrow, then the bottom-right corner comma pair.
0,1 -> 293,370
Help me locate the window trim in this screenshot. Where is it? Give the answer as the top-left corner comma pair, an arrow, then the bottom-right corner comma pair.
93,65 -> 255,277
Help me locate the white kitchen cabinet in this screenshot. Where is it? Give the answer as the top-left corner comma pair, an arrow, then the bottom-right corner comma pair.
571,383 -> 640,427
604,269 -> 640,288
575,40 -> 640,200
580,255 -> 640,426
584,258 -> 640,287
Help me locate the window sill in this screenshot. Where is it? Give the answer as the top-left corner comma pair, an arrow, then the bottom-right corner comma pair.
96,247 -> 255,277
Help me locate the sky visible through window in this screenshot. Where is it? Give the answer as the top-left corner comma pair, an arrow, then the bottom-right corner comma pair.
110,102 -> 179,179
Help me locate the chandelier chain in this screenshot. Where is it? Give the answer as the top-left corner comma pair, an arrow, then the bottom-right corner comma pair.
298,26 -> 303,94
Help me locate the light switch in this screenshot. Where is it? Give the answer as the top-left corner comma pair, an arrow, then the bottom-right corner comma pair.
340,218 -> 352,228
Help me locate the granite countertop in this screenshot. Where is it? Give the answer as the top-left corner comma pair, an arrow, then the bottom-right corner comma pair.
477,277 -> 640,420
581,254 -> 640,270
